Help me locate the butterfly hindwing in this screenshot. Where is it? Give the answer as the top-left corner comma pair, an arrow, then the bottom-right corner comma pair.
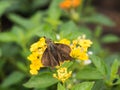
55,43 -> 72,61
55,43 -> 71,53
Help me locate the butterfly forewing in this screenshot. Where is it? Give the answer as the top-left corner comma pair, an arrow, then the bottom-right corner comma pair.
55,43 -> 72,61
55,43 -> 71,54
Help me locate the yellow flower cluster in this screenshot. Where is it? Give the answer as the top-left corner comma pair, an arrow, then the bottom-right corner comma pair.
53,67 -> 72,83
27,36 -> 92,75
27,37 -> 47,75
70,35 -> 92,60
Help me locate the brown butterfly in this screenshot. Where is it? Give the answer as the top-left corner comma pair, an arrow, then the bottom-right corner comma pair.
41,37 -> 72,67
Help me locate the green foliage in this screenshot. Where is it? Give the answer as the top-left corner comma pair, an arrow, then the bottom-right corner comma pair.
1,71 -> 25,87
31,0 -> 49,10
0,0 -> 50,14
8,13 -> 34,29
60,61 -> 73,68
110,60 -> 119,82
35,23 -> 56,40
90,55 -> 108,76
76,66 -> 103,80
57,83 -> 66,90
0,32 -> 16,42
0,1 -> 13,17
48,0 -> 62,20
24,72 -> 58,88
59,21 -> 82,40
101,34 -> 120,43
82,13 -> 115,26
106,59 -> 120,86
94,26 -> 102,38
0,0 -> 120,90
71,82 -> 94,90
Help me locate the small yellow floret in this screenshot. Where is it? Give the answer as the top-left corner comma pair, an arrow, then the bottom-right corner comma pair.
30,69 -> 38,75
58,39 -> 70,45
79,39 -> 92,48
53,67 -> 72,83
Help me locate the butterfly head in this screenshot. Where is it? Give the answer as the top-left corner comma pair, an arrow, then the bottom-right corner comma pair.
43,37 -> 54,47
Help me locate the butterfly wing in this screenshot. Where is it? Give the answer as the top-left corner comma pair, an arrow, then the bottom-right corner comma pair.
41,48 -> 59,67
41,49 -> 51,66
55,43 -> 71,53
41,43 -> 72,67
55,43 -> 72,62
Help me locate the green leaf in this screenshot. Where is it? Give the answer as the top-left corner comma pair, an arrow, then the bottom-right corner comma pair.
44,17 -> 61,28
60,21 -> 82,40
104,54 -> 119,67
91,40 -> 102,54
0,32 -> 16,42
31,0 -> 49,10
114,78 -> 120,85
1,43 -> 20,57
30,11 -> 43,26
48,0 -> 62,20
11,26 -> 25,44
16,61 -> 28,73
24,72 -> 58,88
60,61 -> 73,69
83,13 -> 115,26
0,26 -> 25,43
26,26 -> 42,40
71,82 -> 94,90
57,83 -> 66,90
0,1 -> 13,17
0,48 -> 2,57
94,26 -> 102,38
0,59 -> 6,70
110,59 -> 119,81
1,71 -> 25,87
76,67 -> 103,80
8,13 -> 34,29
92,80 -> 105,90
78,26 -> 92,39
101,34 -> 120,43
35,23 -> 56,40
90,55 -> 107,76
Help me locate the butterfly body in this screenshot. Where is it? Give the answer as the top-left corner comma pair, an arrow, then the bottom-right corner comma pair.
41,38 -> 72,67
